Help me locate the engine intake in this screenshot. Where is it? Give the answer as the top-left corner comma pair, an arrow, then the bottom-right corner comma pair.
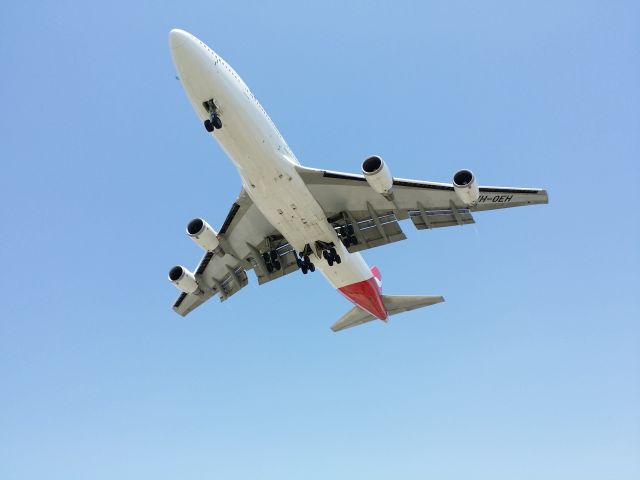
168,265 -> 199,294
187,218 -> 220,251
362,155 -> 393,198
453,169 -> 479,205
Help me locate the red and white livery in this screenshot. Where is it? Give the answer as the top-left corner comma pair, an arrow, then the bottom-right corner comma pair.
167,29 -> 548,332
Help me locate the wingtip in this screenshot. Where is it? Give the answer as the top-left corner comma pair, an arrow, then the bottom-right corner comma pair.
542,189 -> 549,204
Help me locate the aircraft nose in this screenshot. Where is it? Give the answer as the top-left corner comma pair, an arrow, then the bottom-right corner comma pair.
169,28 -> 190,49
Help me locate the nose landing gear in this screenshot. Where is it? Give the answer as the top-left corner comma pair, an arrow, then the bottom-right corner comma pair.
203,99 -> 222,132
204,115 -> 222,132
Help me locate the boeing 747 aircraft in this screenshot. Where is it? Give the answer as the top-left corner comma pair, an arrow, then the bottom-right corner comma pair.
167,29 -> 548,332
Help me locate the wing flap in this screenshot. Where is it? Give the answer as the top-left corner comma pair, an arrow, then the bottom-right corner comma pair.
172,259 -> 249,316
409,207 -> 474,230
344,211 -> 407,253
252,243 -> 300,286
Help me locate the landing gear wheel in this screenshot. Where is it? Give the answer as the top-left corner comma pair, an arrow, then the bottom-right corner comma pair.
327,258 -> 334,267
212,115 -> 222,129
334,255 -> 341,264
266,263 -> 274,273
204,119 -> 214,132
270,250 -> 278,262
273,261 -> 281,271
297,247 -> 315,274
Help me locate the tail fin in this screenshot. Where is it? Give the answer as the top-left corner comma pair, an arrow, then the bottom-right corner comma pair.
371,266 -> 382,284
331,294 -> 444,332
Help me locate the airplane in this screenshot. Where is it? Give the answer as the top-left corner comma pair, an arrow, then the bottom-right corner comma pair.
167,29 -> 548,332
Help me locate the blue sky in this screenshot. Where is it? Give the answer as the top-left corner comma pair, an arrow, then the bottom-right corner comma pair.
1,1 -> 638,479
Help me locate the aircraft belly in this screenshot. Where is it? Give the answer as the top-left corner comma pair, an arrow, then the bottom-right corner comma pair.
177,43 -> 373,290
248,165 -> 372,289
223,138 -> 373,289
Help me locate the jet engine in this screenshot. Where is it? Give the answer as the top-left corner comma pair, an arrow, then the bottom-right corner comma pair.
453,169 -> 479,205
362,155 -> 393,197
187,218 -> 220,251
168,265 -> 199,294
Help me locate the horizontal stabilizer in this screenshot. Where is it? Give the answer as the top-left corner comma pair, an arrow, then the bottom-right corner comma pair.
381,294 -> 444,315
331,294 -> 444,332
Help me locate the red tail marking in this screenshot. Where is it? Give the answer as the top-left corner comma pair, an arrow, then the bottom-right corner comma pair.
338,276 -> 387,321
371,266 -> 382,283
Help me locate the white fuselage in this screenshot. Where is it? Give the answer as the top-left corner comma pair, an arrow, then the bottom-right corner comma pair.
169,29 -> 378,304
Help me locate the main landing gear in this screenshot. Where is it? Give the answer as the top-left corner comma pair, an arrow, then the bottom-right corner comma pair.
203,99 -> 222,132
322,247 -> 341,266
296,245 -> 315,275
338,224 -> 358,248
296,241 -> 342,275
262,249 -> 281,273
315,241 -> 341,267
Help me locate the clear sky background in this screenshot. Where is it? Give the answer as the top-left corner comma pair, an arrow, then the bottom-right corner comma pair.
1,1 -> 638,479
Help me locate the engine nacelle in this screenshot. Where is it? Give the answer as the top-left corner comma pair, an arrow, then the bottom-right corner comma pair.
187,218 -> 220,251
453,169 -> 479,205
362,155 -> 393,197
168,265 -> 199,294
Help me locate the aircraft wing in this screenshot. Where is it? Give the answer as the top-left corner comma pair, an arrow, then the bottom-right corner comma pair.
296,165 -> 548,253
172,188 -> 300,316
